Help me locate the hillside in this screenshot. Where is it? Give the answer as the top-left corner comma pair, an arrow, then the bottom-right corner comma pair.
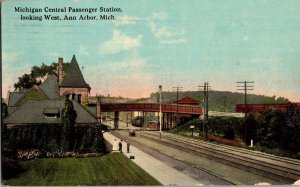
150,91 -> 290,112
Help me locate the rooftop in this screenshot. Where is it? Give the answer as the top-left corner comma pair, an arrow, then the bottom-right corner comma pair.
59,55 -> 91,90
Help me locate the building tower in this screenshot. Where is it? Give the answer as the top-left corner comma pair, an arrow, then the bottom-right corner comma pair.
58,55 -> 91,105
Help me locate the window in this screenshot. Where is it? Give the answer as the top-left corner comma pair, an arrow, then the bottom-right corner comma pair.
78,94 -> 82,103
44,108 -> 60,118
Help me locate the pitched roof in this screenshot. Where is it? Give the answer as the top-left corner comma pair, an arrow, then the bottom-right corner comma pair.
7,106 -> 18,115
4,100 -> 98,124
14,85 -> 48,106
59,55 -> 91,89
39,75 -> 60,99
176,97 -> 199,105
8,92 -> 25,106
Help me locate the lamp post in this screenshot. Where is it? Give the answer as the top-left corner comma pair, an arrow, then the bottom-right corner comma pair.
159,85 -> 162,139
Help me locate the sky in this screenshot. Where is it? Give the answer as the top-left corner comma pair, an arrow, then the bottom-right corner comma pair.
2,0 -> 300,101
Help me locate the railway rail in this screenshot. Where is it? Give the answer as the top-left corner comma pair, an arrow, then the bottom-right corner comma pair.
138,131 -> 300,184
111,131 -> 235,185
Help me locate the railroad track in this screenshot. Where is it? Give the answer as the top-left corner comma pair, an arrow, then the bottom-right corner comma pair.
111,131 -> 235,185
138,131 -> 300,184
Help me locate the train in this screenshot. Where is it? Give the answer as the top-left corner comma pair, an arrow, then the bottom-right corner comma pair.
131,116 -> 144,127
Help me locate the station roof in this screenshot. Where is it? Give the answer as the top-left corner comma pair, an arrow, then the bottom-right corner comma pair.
176,97 -> 199,105
4,100 -> 98,124
59,55 -> 91,90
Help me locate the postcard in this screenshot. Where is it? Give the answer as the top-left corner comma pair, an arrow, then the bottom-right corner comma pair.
1,0 -> 300,186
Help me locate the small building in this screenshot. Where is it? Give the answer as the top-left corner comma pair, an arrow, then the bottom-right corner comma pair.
176,97 -> 199,106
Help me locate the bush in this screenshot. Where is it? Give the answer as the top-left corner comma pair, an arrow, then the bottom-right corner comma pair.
3,124 -> 106,155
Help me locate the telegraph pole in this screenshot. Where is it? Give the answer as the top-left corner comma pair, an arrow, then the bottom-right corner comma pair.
173,86 -> 183,127
198,82 -> 211,139
237,81 -> 254,118
159,85 -> 162,138
198,82 -> 211,120
237,81 -> 254,144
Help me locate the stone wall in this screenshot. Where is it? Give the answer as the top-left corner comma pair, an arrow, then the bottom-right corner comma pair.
59,87 -> 89,105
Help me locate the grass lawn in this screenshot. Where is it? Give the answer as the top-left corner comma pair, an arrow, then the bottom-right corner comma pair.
3,153 -> 161,186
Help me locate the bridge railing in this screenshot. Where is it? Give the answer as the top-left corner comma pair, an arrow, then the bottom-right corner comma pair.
100,103 -> 202,115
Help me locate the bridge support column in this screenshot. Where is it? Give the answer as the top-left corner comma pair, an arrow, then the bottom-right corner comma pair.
142,111 -> 146,131
169,113 -> 172,129
114,111 -> 119,130
162,113 -> 165,131
171,113 -> 175,129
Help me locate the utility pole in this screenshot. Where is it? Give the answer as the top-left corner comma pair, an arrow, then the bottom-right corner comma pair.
198,82 -> 211,139
173,86 -> 183,127
237,81 -> 254,144
159,85 -> 162,139
237,81 -> 254,118
198,82 -> 211,120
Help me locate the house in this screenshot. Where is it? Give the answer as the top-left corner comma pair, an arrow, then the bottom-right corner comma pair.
4,56 -> 98,127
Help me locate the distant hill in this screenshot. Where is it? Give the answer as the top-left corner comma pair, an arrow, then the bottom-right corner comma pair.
149,91 -> 290,112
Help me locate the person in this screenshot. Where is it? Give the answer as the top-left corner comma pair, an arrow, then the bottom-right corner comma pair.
118,140 -> 123,153
127,142 -> 130,153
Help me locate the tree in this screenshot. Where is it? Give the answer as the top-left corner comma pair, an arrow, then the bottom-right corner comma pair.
14,62 -> 69,90
14,74 -> 38,90
92,126 -> 106,153
61,98 -> 77,152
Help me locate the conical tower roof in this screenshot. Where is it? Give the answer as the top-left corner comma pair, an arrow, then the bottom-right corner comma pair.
59,55 -> 91,90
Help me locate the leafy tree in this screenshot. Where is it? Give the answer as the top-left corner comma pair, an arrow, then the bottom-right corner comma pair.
92,126 -> 105,152
14,62 -> 69,90
244,114 -> 258,144
61,98 -> 77,152
79,129 -> 88,152
14,74 -> 38,90
79,126 -> 95,152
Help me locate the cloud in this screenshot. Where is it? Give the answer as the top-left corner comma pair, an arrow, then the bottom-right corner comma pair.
148,21 -> 185,38
72,0 -> 80,2
99,30 -> 142,54
150,11 -> 168,21
161,38 -> 187,44
114,15 -> 140,26
79,45 -> 90,55
147,12 -> 187,44
2,52 -> 17,63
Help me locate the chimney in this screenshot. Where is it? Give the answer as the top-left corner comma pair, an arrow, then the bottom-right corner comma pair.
58,58 -> 63,84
